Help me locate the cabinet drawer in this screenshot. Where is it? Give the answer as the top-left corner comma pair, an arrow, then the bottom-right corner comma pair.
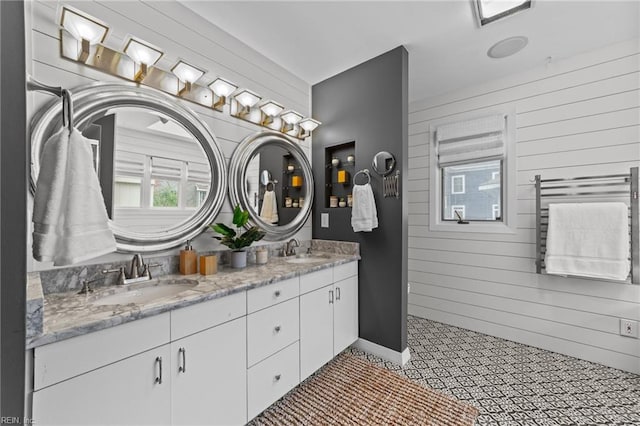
247,298 -> 299,367
247,277 -> 299,314
247,342 -> 300,421
334,261 -> 358,282
35,313 -> 170,391
171,291 -> 246,341
299,267 -> 333,294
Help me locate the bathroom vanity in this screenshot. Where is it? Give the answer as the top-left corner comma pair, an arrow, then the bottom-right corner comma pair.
26,247 -> 359,425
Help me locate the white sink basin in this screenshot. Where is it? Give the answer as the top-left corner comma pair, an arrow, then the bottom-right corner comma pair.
92,279 -> 198,306
285,254 -> 331,264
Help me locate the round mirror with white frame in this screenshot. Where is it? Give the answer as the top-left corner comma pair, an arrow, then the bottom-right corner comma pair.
30,82 -> 227,253
229,131 -> 313,241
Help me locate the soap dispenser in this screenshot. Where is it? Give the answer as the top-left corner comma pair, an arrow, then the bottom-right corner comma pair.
179,240 -> 198,275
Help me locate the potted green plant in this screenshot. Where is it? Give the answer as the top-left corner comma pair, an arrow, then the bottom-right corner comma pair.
210,205 -> 266,268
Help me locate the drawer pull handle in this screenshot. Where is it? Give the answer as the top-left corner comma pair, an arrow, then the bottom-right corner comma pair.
155,356 -> 163,384
274,374 -> 281,382
274,325 -> 281,333
329,289 -> 334,304
274,290 -> 281,297
336,287 -> 341,301
179,347 -> 186,373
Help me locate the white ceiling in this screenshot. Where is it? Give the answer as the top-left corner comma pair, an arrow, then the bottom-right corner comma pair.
182,1 -> 639,103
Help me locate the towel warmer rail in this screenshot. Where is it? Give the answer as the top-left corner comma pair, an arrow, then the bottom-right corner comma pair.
535,167 -> 639,284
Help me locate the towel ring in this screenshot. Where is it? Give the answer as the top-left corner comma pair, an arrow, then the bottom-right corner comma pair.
265,179 -> 278,191
27,76 -> 74,133
354,169 -> 371,185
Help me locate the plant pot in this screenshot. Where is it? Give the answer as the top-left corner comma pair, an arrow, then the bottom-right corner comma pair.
230,250 -> 247,269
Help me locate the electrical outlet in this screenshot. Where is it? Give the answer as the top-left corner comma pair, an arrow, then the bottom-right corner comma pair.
619,318 -> 639,338
321,213 -> 329,228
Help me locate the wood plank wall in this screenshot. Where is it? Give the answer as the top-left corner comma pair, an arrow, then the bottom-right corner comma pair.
26,0 -> 311,271
407,38 -> 640,373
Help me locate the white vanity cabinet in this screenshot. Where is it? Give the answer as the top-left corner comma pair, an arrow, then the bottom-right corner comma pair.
299,262 -> 359,381
32,313 -> 172,426
170,292 -> 247,426
31,260 -> 359,426
31,293 -> 247,426
33,344 -> 172,426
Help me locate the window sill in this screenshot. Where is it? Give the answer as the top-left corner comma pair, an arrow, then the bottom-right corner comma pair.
429,221 -> 516,234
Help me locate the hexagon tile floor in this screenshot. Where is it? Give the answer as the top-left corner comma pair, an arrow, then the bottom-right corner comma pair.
348,315 -> 640,426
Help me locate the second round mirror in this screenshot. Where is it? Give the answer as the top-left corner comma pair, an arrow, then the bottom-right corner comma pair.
229,131 -> 313,241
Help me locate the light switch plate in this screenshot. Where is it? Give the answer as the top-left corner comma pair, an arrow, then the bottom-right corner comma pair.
321,213 -> 329,228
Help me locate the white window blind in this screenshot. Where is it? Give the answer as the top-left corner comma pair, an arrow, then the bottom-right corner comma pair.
151,157 -> 182,179
436,114 -> 505,167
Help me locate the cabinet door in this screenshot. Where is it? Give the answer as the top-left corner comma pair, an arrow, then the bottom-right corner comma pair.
299,284 -> 334,381
334,275 -> 359,355
33,344 -> 171,426
171,317 -> 247,426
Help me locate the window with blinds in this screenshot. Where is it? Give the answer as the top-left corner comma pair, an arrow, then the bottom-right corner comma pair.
435,114 -> 506,223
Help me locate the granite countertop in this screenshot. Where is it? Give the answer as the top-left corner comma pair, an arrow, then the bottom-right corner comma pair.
27,251 -> 359,349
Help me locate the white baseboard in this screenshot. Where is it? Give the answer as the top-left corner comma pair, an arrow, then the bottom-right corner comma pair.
352,338 -> 411,366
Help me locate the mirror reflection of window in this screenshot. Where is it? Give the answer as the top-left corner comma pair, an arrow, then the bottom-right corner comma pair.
113,176 -> 142,208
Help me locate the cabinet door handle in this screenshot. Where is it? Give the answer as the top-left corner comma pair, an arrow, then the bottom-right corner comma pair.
178,347 -> 186,373
274,290 -> 281,297
329,289 -> 334,304
336,286 -> 341,301
155,356 -> 163,384
274,325 -> 281,333
274,374 -> 281,382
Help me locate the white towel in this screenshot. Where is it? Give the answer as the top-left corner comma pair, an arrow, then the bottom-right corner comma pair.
545,202 -> 630,280
351,183 -> 378,232
260,190 -> 279,224
32,128 -> 116,266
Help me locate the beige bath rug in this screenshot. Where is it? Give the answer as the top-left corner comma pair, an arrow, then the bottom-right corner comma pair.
250,352 -> 479,425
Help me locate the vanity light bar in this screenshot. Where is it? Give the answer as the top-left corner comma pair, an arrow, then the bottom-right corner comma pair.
57,5 -> 319,140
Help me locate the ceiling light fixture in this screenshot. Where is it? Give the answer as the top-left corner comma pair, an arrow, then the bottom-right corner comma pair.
259,100 -> 284,126
124,37 -> 163,82
474,0 -> 532,27
487,36 -> 528,58
171,60 -> 206,94
60,6 -> 109,63
209,78 -> 238,111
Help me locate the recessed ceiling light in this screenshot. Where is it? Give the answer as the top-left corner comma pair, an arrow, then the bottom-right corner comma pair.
474,0 -> 532,27
487,36 -> 528,59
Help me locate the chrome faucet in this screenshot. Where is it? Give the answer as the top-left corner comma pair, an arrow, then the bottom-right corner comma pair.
102,254 -> 161,285
284,238 -> 300,257
130,254 -> 144,278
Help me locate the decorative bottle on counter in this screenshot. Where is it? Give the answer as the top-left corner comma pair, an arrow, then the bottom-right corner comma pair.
179,240 -> 198,275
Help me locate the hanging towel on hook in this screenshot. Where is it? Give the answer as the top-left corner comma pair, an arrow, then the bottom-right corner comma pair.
32,127 -> 116,266
351,183 -> 378,232
260,189 -> 279,224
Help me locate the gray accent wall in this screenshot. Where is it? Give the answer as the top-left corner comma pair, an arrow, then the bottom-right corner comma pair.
1,0 -> 27,419
312,47 -> 409,354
